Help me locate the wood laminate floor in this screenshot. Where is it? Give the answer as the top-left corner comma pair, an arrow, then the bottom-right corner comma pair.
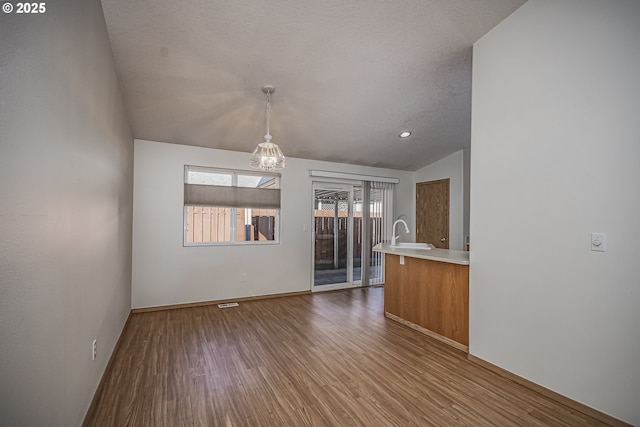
85,287 -> 609,426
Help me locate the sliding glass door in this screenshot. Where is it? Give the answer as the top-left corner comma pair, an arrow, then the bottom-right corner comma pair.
311,180 -> 394,291
312,183 -> 359,291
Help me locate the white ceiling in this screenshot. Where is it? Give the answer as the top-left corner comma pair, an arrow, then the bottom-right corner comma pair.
101,0 -> 526,171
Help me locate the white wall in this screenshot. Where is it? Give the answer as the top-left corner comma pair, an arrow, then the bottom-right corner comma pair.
470,0 -> 640,424
132,140 -> 414,309
0,1 -> 133,425
414,150 -> 465,250
462,147 -> 470,248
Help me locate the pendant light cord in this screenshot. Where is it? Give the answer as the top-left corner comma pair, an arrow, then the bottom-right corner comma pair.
265,90 -> 271,136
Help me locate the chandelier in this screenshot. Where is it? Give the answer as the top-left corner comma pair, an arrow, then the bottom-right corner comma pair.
249,85 -> 286,171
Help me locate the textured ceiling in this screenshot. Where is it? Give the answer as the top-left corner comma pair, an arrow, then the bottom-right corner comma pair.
101,0 -> 526,171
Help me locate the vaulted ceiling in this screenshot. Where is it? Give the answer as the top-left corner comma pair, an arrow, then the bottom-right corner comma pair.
101,0 -> 526,171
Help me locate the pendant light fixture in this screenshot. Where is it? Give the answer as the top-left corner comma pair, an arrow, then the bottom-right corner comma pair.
249,85 -> 286,171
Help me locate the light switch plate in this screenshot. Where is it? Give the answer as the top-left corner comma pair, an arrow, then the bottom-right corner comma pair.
591,232 -> 606,252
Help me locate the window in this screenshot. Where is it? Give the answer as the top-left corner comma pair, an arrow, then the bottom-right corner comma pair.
184,166 -> 280,245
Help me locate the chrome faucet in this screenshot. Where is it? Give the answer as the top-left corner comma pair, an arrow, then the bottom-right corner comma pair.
391,219 -> 410,246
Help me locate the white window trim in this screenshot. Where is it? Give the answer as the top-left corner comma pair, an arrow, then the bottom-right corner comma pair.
183,166 -> 281,247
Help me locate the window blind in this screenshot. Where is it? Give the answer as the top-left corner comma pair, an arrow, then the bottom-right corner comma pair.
184,184 -> 280,209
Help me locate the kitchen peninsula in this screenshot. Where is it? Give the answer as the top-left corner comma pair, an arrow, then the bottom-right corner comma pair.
373,243 -> 470,352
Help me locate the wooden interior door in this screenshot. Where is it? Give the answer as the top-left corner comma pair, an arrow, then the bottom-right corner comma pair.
416,179 -> 449,249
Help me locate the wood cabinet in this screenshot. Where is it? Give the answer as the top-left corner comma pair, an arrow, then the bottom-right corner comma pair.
384,254 -> 469,351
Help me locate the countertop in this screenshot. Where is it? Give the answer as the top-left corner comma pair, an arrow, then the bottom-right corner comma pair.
373,242 -> 470,265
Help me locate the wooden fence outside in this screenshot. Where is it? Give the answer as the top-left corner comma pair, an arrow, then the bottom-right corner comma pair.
186,207 -> 383,266
314,216 -> 383,268
185,207 -> 276,243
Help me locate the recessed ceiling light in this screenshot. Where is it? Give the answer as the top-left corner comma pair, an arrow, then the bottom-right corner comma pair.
399,131 -> 412,138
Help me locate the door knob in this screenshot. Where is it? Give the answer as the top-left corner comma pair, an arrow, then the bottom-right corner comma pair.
440,238 -> 446,242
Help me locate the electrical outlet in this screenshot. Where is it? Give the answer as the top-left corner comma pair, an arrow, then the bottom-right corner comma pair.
92,339 -> 97,361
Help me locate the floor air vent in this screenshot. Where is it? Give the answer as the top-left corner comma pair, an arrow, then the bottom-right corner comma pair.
217,302 -> 239,309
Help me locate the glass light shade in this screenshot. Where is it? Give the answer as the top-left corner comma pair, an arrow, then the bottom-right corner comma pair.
249,137 -> 286,171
